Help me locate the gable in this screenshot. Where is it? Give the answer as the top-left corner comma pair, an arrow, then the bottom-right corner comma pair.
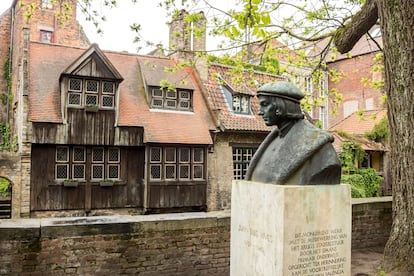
62,44 -> 123,81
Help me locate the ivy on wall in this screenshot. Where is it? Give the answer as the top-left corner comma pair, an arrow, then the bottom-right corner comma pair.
340,140 -> 383,198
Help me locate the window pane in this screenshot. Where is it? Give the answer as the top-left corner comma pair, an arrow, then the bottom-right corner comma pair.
108,148 -> 120,162
150,147 -> 162,162
193,165 -> 203,179
73,164 -> 85,179
69,79 -> 82,92
151,98 -> 163,107
193,148 -> 204,163
68,93 -> 81,106
150,165 -> 161,180
165,100 -> 177,108
241,96 -> 249,113
233,163 -> 243,180
85,94 -> 98,106
179,100 -> 190,109
233,95 -> 240,112
152,88 -> 163,97
165,165 -> 176,179
179,165 -> 190,179
166,90 -> 176,99
92,165 -> 104,179
86,80 -> 99,93
56,164 -> 68,179
179,90 -> 190,99
165,148 -> 176,162
56,147 -> 69,162
102,82 -> 115,94
93,148 -> 104,162
73,147 -> 85,162
108,165 -> 119,179
180,148 -> 190,162
40,31 -> 52,43
102,95 -> 114,107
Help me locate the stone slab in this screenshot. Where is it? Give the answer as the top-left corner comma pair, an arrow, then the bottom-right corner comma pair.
231,181 -> 351,276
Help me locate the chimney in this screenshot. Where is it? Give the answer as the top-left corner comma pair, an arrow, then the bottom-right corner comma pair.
168,10 -> 208,80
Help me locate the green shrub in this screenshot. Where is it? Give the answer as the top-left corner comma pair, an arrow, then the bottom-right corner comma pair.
0,178 -> 11,197
342,168 -> 382,198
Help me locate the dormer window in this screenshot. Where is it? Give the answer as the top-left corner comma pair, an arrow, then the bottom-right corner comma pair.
233,94 -> 250,114
67,78 -> 116,109
150,86 -> 192,111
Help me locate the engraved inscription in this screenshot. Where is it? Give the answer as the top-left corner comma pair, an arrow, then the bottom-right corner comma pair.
287,228 -> 347,276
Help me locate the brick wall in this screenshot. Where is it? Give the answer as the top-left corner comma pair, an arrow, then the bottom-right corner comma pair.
0,212 -> 231,275
0,198 -> 392,274
351,197 -> 392,249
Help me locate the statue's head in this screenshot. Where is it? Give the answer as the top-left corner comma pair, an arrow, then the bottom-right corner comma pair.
257,81 -> 304,127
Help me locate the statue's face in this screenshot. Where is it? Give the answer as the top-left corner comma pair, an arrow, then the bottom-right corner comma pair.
258,95 -> 285,126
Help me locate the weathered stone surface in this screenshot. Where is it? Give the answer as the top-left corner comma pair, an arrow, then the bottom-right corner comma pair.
231,181 -> 351,276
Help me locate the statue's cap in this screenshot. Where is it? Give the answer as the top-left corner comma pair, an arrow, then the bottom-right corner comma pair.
257,81 -> 304,103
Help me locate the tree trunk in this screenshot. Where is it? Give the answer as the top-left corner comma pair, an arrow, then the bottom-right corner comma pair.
377,0 -> 414,272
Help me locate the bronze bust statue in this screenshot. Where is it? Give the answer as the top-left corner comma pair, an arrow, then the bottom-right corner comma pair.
245,81 -> 341,185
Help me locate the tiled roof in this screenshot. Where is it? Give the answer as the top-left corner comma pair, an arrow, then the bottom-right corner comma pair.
329,109 -> 387,135
204,63 -> 285,132
331,132 -> 386,153
28,42 -> 215,145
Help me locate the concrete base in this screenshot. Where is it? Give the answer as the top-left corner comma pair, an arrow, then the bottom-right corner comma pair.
230,181 -> 351,276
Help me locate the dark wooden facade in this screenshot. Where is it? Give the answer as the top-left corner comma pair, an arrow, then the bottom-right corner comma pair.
30,144 -> 145,211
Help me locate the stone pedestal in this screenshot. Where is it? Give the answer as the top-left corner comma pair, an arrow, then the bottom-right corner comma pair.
230,181 -> 351,276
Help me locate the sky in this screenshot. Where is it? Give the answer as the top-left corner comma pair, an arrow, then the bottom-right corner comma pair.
0,0 -> 233,54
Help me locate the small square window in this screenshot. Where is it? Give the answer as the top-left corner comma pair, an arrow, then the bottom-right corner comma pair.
92,164 -> 104,180
102,95 -> 114,108
73,164 -> 85,180
165,148 -> 176,163
85,94 -> 98,106
69,79 -> 82,92
150,165 -> 161,180
179,90 -> 190,99
193,165 -> 203,179
73,147 -> 85,162
40,30 -> 53,43
180,148 -> 190,162
152,89 -> 163,98
102,82 -> 115,94
179,100 -> 190,109
151,98 -> 163,107
41,0 -> 53,9
56,147 -> 69,162
166,90 -> 176,99
179,165 -> 190,180
56,164 -> 68,179
193,148 -> 204,163
165,99 -> 177,108
165,165 -> 176,179
108,148 -> 120,162
108,165 -> 120,179
68,93 -> 82,106
86,80 -> 99,93
150,147 -> 162,162
93,148 -> 104,162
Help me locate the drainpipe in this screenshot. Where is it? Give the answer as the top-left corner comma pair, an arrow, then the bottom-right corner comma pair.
7,1 -> 17,123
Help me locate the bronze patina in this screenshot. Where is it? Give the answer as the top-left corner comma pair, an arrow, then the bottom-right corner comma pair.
245,81 -> 341,185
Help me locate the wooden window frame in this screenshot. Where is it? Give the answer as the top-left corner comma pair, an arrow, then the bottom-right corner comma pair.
149,87 -> 193,111
232,94 -> 251,115
67,78 -> 116,110
55,146 -> 121,181
232,146 -> 257,180
149,146 -> 206,181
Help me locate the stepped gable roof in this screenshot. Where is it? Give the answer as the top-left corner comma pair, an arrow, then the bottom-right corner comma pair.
28,42 -> 215,144
329,109 -> 387,135
204,63 -> 285,132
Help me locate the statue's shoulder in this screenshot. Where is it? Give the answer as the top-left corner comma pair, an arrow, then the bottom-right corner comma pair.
294,120 -> 334,144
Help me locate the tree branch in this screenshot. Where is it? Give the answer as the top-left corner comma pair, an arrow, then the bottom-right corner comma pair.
333,0 -> 378,54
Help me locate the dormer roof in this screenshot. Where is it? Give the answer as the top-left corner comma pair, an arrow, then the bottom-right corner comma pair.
61,43 -> 123,81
